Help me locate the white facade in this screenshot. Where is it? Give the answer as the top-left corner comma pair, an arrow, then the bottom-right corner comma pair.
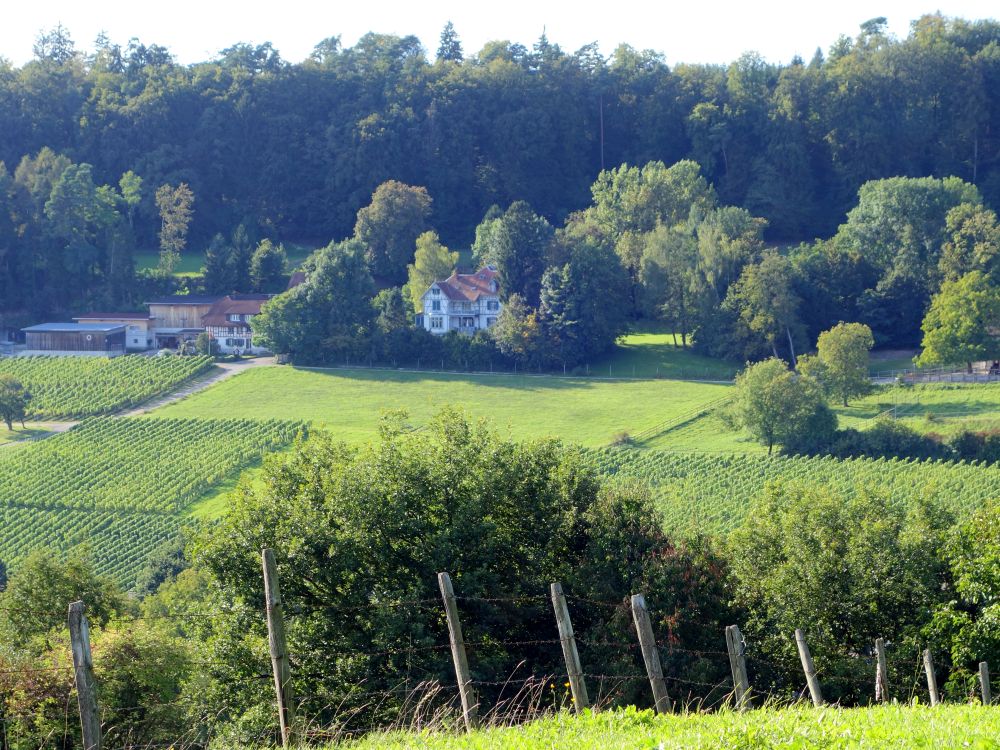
419,268 -> 502,335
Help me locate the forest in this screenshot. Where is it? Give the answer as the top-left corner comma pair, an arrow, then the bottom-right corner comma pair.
1,14 -> 1000,333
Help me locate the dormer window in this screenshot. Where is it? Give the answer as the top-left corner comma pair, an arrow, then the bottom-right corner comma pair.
490,281 -> 498,292
431,287 -> 440,296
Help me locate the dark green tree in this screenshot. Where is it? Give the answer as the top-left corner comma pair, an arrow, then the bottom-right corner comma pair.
251,238 -> 376,363
249,239 -> 288,293
354,181 -> 432,283
492,201 -> 553,305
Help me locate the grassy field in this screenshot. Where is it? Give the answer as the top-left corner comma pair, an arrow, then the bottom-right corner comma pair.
593,327 -> 740,380
343,704 -> 1000,749
149,366 -> 732,447
135,243 -> 315,277
835,382 -> 1000,434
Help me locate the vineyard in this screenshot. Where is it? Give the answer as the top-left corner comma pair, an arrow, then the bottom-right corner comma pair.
0,417 -> 305,583
586,447 -> 1000,535
0,354 -> 214,418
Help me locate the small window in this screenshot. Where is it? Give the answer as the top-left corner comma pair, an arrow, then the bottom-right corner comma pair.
431,300 -> 441,311
430,317 -> 443,329
229,313 -> 241,322
487,300 -> 499,311
487,317 -> 497,327
431,287 -> 440,296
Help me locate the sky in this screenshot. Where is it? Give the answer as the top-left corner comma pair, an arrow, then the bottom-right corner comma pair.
1,0 -> 997,68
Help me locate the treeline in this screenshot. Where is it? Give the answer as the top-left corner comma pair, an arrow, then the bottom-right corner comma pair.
1,16 -> 999,264
2,410 -> 999,744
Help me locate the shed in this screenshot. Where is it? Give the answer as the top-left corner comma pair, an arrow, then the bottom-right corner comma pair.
20,323 -> 127,357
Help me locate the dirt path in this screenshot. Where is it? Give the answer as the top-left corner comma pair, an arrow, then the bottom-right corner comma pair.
0,421 -> 78,448
119,356 -> 275,416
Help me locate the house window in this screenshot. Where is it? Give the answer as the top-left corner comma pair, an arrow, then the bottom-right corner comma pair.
430,317 -> 443,329
431,300 -> 441,311
487,317 -> 497,327
229,314 -> 240,322
226,338 -> 246,347
431,287 -> 440,295
487,300 -> 499,311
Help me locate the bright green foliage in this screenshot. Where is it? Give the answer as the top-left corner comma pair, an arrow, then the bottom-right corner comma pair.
405,230 -> 458,310
343,705 -> 1000,749
586,447 -> 1000,536
731,358 -> 833,454
354,180 -> 432,282
0,374 -> 30,430
939,203 -> 1000,283
927,500 -> 1000,692
918,271 -> 1000,371
0,417 -> 303,583
0,547 -> 125,647
729,483 -> 951,702
814,322 -> 875,405
192,409 -> 736,729
587,160 -> 717,241
639,224 -> 700,346
0,355 -> 213,418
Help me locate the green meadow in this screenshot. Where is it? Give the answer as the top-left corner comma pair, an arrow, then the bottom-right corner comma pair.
342,704 -> 1000,749
149,366 -> 732,447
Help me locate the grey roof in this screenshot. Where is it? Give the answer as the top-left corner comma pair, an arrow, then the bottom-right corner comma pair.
22,322 -> 127,333
145,295 -> 222,305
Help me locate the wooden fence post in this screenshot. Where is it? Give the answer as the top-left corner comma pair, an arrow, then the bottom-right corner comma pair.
794,629 -> 824,707
262,549 -> 296,747
980,662 -> 992,706
630,594 -> 672,714
68,601 -> 101,750
550,583 -> 589,713
437,572 -> 479,731
923,649 -> 940,706
725,625 -> 750,709
875,638 -> 889,703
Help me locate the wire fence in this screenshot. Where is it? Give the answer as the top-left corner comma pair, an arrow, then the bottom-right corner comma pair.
1,560 -> 996,749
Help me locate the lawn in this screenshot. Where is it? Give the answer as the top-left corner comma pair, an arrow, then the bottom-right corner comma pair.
342,704 -> 1000,749
592,326 -> 740,380
835,382 -> 1000,434
135,243 -> 315,278
148,366 -> 732,447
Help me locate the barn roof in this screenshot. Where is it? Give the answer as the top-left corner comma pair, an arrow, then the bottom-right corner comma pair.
22,323 -> 127,333
73,312 -> 153,321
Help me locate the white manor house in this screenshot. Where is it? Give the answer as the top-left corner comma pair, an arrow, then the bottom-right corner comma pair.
418,266 -> 502,335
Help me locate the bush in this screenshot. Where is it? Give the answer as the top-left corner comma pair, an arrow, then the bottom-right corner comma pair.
729,483 -> 953,704
190,408 -> 737,729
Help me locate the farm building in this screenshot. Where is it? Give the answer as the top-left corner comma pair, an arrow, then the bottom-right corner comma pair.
202,294 -> 272,354
146,295 -> 221,349
73,312 -> 156,351
20,323 -> 127,357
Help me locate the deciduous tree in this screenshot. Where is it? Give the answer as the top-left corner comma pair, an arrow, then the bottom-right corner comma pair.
155,183 -> 194,274
405,230 -> 458,311
0,374 -> 30,431
917,271 -> 1000,373
354,181 -> 431,283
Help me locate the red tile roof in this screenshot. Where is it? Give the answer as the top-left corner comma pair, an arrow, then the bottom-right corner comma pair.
430,267 -> 499,302
201,295 -> 272,327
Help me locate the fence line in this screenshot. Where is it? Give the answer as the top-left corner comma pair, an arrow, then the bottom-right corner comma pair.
4,558 -> 997,748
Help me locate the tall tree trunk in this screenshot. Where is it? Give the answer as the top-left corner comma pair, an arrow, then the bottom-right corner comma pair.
771,341 -> 780,359
786,325 -> 798,369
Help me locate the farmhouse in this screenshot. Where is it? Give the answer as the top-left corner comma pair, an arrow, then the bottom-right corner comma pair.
21,323 -> 127,357
146,295 -> 221,350
418,266 -> 502,335
73,312 -> 155,351
201,294 -> 272,354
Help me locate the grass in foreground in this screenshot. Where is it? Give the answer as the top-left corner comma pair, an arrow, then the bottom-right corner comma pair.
341,704 -> 1000,749
150,366 -> 732,447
